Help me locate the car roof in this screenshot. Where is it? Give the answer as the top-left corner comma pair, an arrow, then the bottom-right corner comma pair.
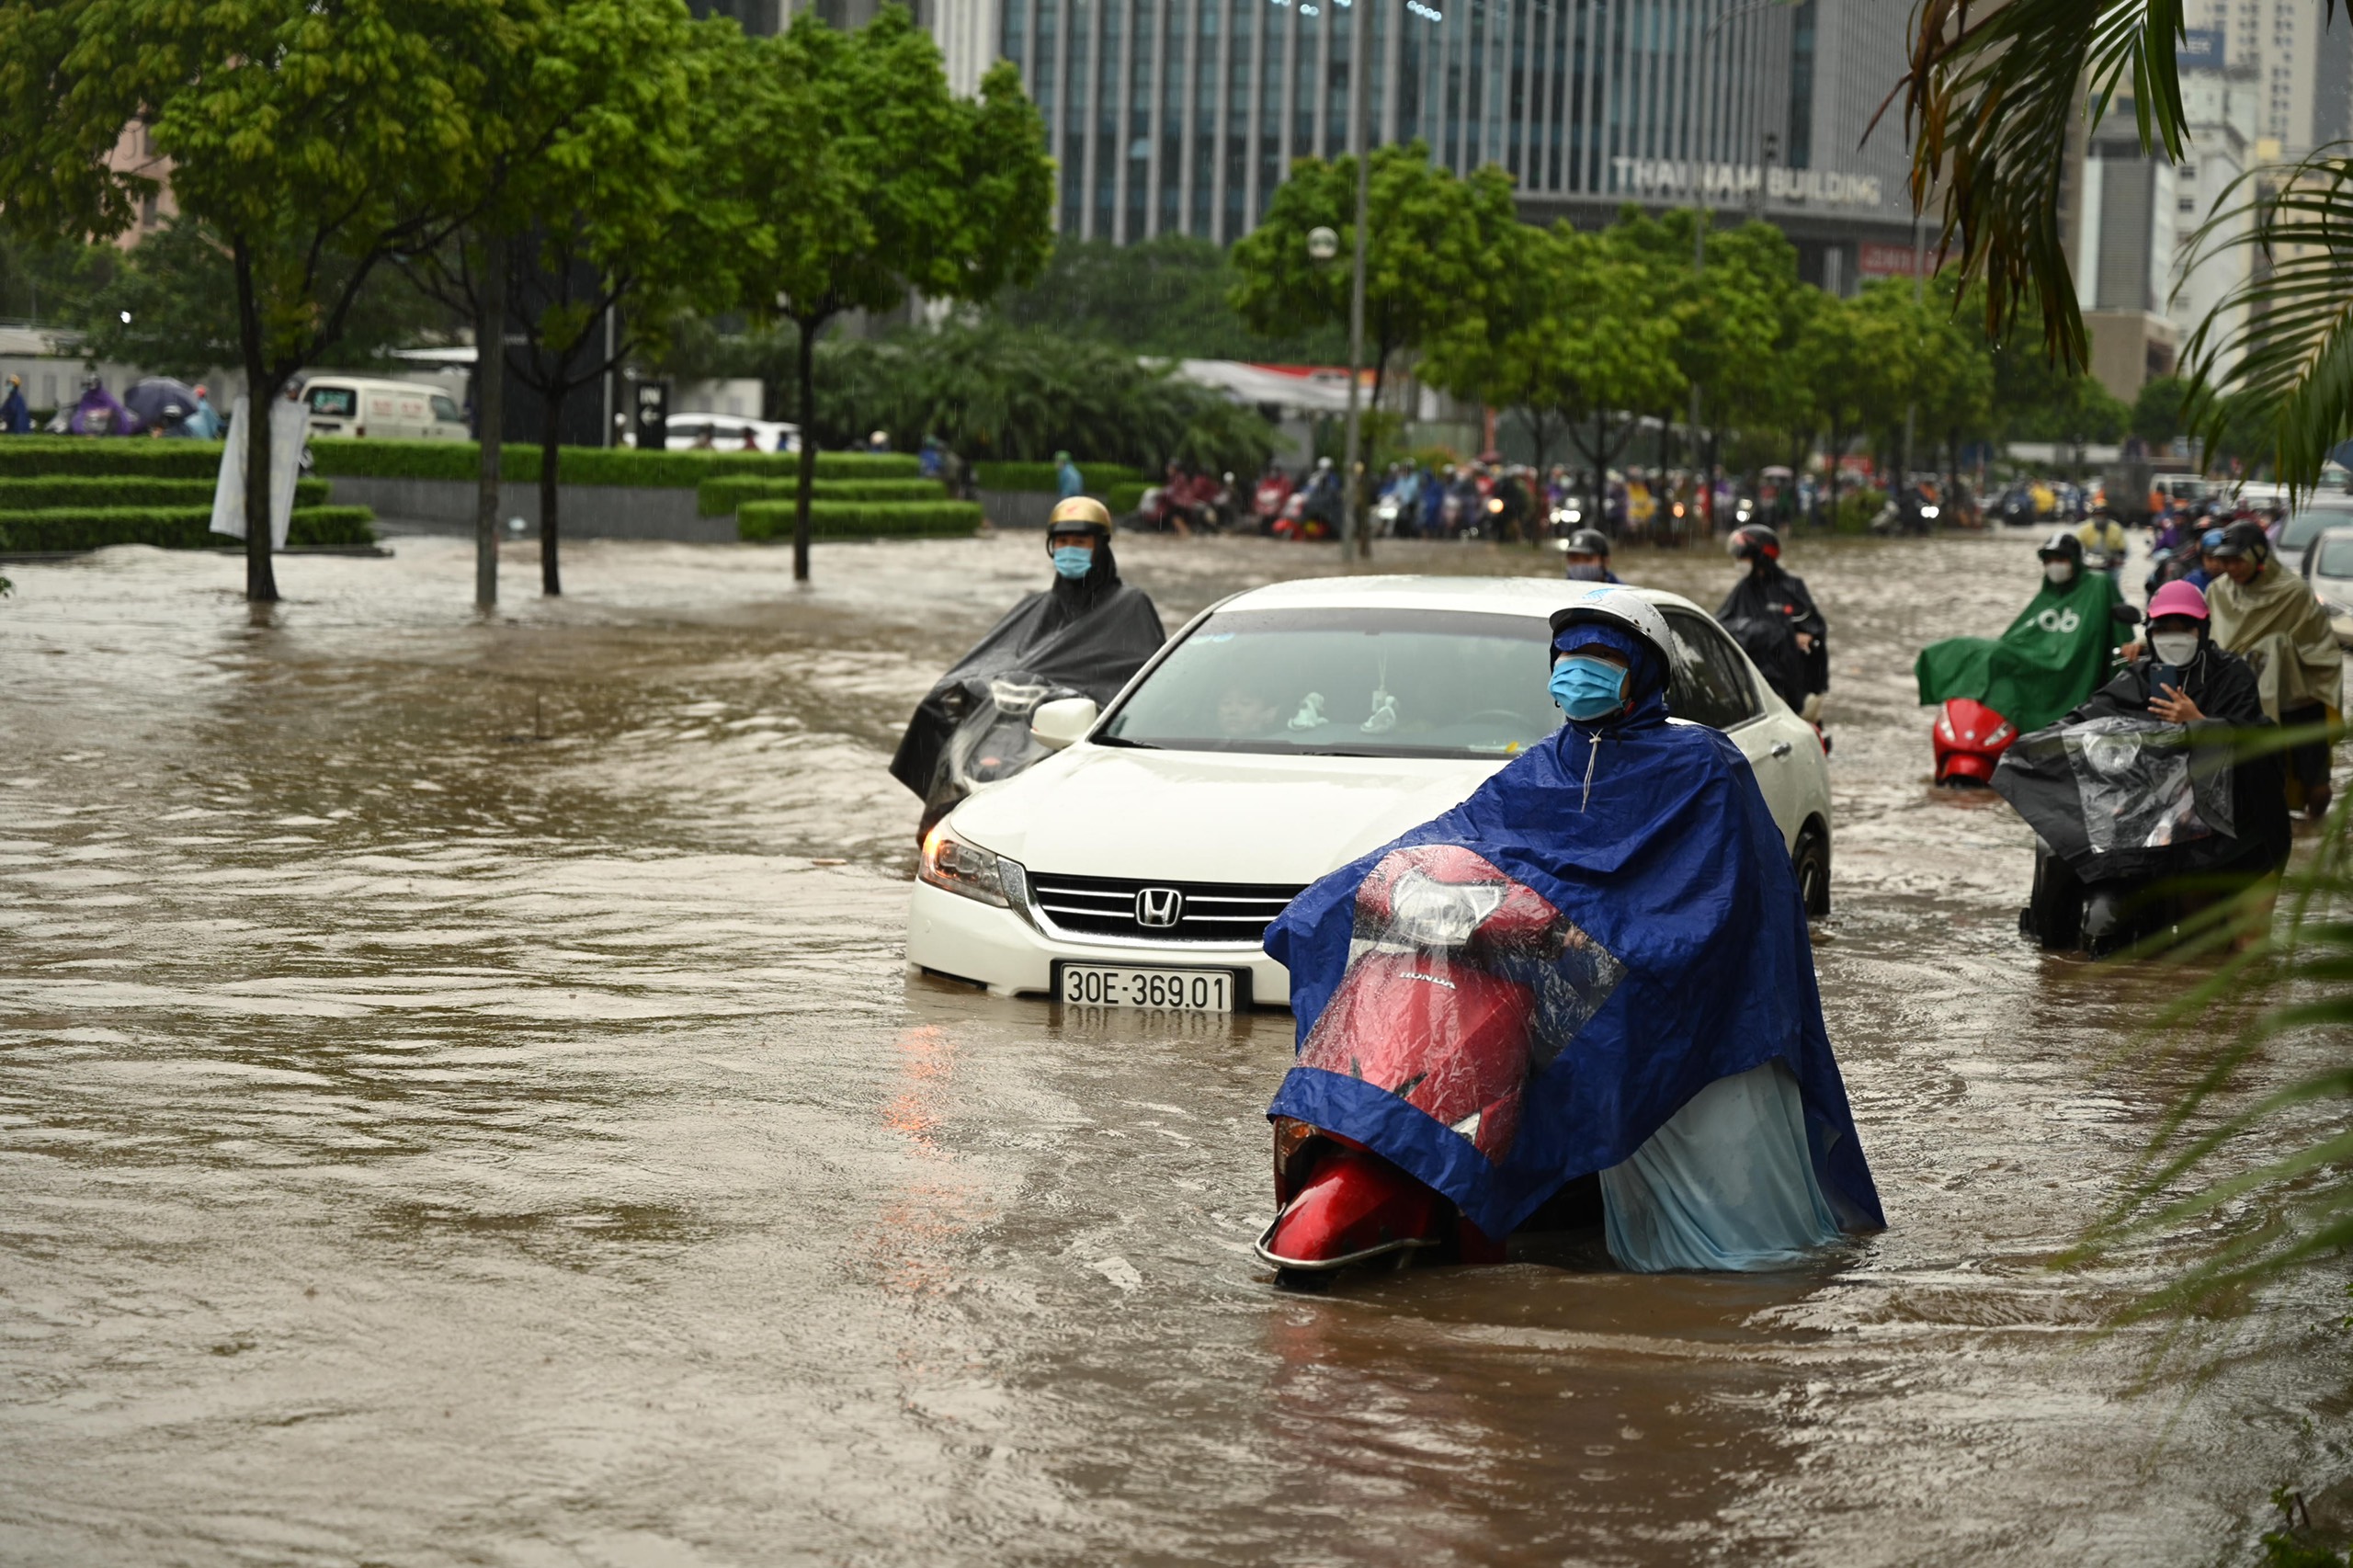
1209,574 -> 1711,621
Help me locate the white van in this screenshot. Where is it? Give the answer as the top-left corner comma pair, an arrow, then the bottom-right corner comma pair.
301,376 -> 470,441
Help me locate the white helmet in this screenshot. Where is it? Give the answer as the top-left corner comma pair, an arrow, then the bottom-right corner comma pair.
1547,585 -> 1672,674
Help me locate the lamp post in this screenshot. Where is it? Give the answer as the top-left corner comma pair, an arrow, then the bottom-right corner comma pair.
1338,0 -> 1373,561
1682,0 -> 1787,544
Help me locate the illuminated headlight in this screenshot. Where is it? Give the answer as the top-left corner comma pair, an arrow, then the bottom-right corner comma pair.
919,828 -> 1026,908
1386,870 -> 1504,947
1921,505 -> 1941,518
1565,508 -> 1582,523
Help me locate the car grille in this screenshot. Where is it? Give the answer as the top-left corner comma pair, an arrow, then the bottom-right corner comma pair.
1026,873 -> 1306,945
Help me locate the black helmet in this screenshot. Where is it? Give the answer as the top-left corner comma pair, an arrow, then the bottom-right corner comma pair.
1563,528 -> 1610,557
1727,523 -> 1780,562
2206,519 -> 2270,562
2037,529 -> 2084,565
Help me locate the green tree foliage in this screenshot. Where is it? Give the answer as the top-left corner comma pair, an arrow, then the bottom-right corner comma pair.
722,4 -> 1054,580
0,0 -> 512,600
996,234 -> 1347,362
1421,220 -> 1684,510
72,218 -> 456,381
1228,141 -> 1518,409
761,318 -> 1272,476
406,0 -> 724,597
2131,372 -> 2189,449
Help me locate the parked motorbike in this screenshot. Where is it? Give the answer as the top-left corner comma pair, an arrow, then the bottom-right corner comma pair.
1256,844 -> 1583,1283
1931,698 -> 2017,787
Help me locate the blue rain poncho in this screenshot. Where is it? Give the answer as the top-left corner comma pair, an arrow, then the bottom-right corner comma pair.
1263,631 -> 1883,1269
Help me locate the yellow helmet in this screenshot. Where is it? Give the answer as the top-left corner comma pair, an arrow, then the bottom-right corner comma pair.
1047,495 -> 1113,537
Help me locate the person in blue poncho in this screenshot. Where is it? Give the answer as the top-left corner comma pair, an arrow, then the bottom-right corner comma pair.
1257,585 -> 1883,1276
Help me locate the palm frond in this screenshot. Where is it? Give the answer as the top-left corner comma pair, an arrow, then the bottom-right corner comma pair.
1902,0 -> 2188,368
2067,782 -> 2353,1325
2178,147 -> 2353,497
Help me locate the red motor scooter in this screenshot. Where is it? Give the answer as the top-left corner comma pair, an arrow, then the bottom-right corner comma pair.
1256,844 -> 1609,1285
1931,698 -> 2016,787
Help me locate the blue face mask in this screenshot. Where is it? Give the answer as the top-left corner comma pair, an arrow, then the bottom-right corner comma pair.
1051,545 -> 1093,579
1564,561 -> 1608,582
1550,654 -> 1627,721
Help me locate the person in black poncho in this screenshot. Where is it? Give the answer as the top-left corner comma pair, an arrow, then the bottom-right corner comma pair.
1717,523 -> 1828,722
890,496 -> 1165,844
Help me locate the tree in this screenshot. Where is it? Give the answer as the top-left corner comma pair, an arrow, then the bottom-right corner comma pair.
1229,142 -> 1519,415
2131,372 -> 2189,449
996,234 -> 1348,362
0,0 -> 511,601
405,0 -> 722,597
1421,222 -> 1683,518
722,5 -> 1055,581
75,217 -> 455,381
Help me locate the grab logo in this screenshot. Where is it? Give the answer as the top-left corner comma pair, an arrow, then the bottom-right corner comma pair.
2036,607 -> 2081,635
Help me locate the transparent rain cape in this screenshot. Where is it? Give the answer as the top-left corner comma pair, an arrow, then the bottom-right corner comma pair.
1265,707 -> 1883,1247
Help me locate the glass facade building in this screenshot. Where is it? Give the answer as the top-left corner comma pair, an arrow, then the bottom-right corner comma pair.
994,0 -> 1915,278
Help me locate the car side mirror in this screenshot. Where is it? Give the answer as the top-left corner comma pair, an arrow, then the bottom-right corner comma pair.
2112,603 -> 2143,626
1030,697 -> 1099,751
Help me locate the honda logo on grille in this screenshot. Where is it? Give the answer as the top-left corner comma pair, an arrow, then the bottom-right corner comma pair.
1134,887 -> 1184,928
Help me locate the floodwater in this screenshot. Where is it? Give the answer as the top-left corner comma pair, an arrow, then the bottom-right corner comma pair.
1,528 -> 2346,1566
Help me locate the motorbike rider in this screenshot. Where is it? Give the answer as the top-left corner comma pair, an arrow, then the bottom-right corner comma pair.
2205,519 -> 2341,820
2075,512 -> 2129,578
1915,530 -> 2132,738
2018,579 -> 2290,949
888,497 -> 1165,843
1261,585 -> 1882,1274
1562,528 -> 1620,584
1718,523 -> 1827,724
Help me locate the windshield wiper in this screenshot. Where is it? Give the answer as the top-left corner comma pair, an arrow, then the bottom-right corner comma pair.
1091,734 -> 1162,749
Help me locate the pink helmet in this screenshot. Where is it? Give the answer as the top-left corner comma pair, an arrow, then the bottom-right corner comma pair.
2148,579 -> 2210,622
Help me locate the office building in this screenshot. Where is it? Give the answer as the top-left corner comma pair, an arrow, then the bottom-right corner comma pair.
978,0 -> 1919,290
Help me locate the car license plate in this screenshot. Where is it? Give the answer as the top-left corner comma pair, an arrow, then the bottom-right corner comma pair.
1055,962 -> 1238,1012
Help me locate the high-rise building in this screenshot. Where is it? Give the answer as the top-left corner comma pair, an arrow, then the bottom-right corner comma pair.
2181,0 -> 2353,158
969,0 -> 1916,288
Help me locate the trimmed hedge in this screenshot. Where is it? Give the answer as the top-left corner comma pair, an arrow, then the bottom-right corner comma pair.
736,499 -> 983,542
697,475 -> 947,516
309,439 -> 923,485
1106,482 -> 1149,517
0,505 -> 378,551
0,437 -> 226,478
973,460 -> 1142,493
0,474 -> 330,509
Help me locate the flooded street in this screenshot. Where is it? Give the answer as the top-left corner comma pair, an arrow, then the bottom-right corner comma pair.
2,529 -> 2345,1566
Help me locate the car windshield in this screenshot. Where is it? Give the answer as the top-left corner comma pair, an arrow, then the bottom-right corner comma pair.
2315,534 -> 2353,579
1100,606 -> 1559,759
2279,504 -> 2353,552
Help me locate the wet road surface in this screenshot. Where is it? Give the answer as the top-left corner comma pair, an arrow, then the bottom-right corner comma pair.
1,530 -> 2346,1565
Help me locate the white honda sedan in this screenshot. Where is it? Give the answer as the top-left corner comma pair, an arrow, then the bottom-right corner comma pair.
905,575 -> 1832,1009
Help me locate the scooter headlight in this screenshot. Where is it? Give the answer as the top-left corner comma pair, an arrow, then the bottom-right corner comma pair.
1385,870 -> 1505,947
1921,505 -> 1941,519
920,827 -> 1026,908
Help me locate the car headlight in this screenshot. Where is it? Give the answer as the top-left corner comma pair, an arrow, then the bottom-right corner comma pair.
919,828 -> 1027,908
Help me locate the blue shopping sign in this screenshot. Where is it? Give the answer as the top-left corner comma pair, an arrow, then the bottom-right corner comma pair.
2178,28 -> 2224,68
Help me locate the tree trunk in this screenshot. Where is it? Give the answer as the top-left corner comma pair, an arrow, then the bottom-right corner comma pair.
792,313 -> 823,583
230,242 -> 279,604
474,231 -> 506,609
540,374 -> 563,597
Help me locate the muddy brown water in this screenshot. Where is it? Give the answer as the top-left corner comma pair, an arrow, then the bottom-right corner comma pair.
1,531 -> 2346,1566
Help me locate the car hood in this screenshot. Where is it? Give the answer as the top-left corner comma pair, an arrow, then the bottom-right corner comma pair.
946,744 -> 1510,885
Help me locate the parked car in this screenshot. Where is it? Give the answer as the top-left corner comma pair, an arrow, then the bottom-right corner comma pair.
905,576 -> 1835,1009
2301,525 -> 2353,649
300,376 -> 468,441
2275,496 -> 2353,564
662,414 -> 800,453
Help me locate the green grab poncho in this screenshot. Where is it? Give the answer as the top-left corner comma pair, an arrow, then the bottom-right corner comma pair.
1914,571 -> 2127,733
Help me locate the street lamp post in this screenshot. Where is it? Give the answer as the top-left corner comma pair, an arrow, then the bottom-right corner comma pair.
1682,0 -> 1787,545
1338,0 -> 1373,561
